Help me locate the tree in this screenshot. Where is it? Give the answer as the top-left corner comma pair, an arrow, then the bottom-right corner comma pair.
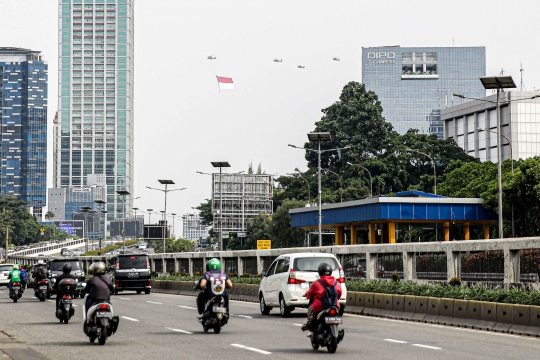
270,199 -> 306,248
0,196 -> 41,246
195,199 -> 213,225
244,213 -> 272,249
45,211 -> 55,221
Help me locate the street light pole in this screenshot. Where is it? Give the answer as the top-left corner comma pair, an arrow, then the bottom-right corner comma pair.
289,133 -> 351,247
116,190 -> 130,252
290,169 -> 310,205
347,162 -> 372,197
211,162 -> 231,252
406,148 -> 436,194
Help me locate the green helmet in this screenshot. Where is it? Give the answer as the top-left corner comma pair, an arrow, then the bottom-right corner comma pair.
207,258 -> 221,271
13,264 -> 19,270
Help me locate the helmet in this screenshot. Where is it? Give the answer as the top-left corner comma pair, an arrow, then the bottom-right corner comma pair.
93,262 -> 106,275
62,263 -> 72,274
37,259 -> 45,265
13,264 -> 19,270
88,263 -> 95,275
318,262 -> 332,276
207,258 -> 221,271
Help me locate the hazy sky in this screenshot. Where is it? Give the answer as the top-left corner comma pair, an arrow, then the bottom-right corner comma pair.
1,0 -> 539,234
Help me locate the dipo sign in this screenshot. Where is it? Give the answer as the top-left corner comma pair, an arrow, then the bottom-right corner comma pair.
367,52 -> 396,64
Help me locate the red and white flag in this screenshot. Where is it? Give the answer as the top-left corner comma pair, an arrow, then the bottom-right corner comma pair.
216,76 -> 234,90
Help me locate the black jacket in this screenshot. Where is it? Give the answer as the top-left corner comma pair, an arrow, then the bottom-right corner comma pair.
52,273 -> 77,293
83,274 -> 114,301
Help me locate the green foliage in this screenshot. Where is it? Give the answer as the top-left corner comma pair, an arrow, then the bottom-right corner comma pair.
391,273 -> 401,282
269,199 -> 306,248
84,239 -> 138,256
195,199 -> 213,226
154,275 -> 262,285
449,277 -> 461,287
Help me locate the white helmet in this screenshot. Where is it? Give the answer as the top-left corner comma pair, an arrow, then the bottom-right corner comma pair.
37,259 -> 45,265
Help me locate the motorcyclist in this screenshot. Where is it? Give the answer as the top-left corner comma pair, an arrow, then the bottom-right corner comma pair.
7,264 -> 21,291
196,258 -> 232,322
20,266 -> 27,292
52,263 -> 77,309
301,262 -> 342,337
32,259 -> 49,292
82,262 -> 114,322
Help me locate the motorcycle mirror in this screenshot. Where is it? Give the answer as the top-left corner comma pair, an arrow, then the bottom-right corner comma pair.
261,270 -> 267,277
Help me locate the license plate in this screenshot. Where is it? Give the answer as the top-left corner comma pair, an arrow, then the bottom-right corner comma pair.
213,306 -> 226,313
96,312 -> 111,318
12,287 -> 20,290
325,316 -> 342,324
65,305 -> 71,310
62,299 -> 73,304
127,272 -> 139,278
39,286 -> 47,290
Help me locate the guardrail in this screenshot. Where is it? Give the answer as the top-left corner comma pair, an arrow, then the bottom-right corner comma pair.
10,237 -> 540,287
9,238 -> 85,258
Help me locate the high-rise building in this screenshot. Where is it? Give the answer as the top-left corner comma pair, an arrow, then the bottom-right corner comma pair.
362,46 -> 486,138
57,0 -> 134,222
0,47 -> 48,219
182,213 -> 210,241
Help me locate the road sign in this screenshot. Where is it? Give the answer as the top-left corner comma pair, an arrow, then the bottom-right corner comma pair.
222,234 -> 230,239
257,240 -> 271,250
237,232 -> 247,238
40,227 -> 45,232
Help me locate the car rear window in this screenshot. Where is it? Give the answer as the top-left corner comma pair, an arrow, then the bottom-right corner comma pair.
293,257 -> 340,272
50,261 -> 82,271
118,256 -> 148,269
0,265 -> 13,272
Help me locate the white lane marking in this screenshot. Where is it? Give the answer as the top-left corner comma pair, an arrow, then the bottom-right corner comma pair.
147,301 -> 162,305
232,314 -> 253,319
293,323 -> 303,327
384,339 -> 409,344
178,305 -> 196,310
0,291 -> 4,294
412,344 -> 442,350
47,300 -> 54,302
121,316 -> 139,322
119,297 -> 132,301
73,304 -> 78,307
231,344 -> 271,355
167,327 -> 193,334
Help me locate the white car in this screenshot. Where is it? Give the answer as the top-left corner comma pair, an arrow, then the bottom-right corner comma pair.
0,264 -> 15,287
258,253 -> 347,317
72,250 -> 82,256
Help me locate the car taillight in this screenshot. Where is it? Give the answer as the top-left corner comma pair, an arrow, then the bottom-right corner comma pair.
115,282 -> 119,288
13,282 -> 19,286
338,268 -> 345,283
329,309 -> 337,315
100,304 -> 109,310
287,270 -> 305,284
146,261 -> 150,269
64,295 -> 70,299
116,263 -> 119,269
39,280 -> 47,285
148,280 -> 152,287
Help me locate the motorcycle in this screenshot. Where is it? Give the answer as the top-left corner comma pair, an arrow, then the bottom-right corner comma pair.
56,278 -> 77,324
34,279 -> 49,301
196,280 -> 229,334
9,281 -> 23,303
83,297 -> 120,345
310,306 -> 345,353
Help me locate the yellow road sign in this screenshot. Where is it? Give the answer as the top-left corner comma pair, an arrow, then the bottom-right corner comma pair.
40,227 -> 45,232
257,240 -> 271,250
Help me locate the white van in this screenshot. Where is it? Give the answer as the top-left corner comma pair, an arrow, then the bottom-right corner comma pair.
258,253 -> 347,317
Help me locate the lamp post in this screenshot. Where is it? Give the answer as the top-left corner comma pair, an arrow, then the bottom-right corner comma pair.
146,180 -> 185,253
94,199 -> 106,254
100,210 -> 108,253
289,133 -> 351,247
80,205 -> 92,253
170,213 -> 177,238
454,75 -> 522,238
347,161 -> 373,197
147,209 -> 153,225
294,168 -> 311,204
116,190 -> 130,251
406,148 -> 437,194
210,162 -> 231,252
479,127 -> 515,237
325,169 -> 343,202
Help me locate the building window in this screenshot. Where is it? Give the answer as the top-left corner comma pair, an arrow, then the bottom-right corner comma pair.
401,52 -> 438,79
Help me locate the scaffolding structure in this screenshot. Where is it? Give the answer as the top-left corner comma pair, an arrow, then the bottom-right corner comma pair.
212,173 -> 273,235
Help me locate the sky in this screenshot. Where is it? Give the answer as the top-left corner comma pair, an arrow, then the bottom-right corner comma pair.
1,0 -> 540,235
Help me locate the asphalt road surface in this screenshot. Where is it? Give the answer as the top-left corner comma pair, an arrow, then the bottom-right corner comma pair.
0,289 -> 539,359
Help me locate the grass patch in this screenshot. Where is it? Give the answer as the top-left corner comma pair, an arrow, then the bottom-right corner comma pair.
83,239 -> 138,256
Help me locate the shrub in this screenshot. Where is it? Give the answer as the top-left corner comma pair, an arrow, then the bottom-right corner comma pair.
449,277 -> 461,287
391,273 -> 401,282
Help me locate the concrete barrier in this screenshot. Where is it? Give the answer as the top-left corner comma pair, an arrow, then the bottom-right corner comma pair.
424,297 -> 441,324
346,291 -> 358,314
389,295 -> 405,318
367,293 -> 385,316
452,299 -> 468,327
438,298 -> 454,325
462,300 -> 482,328
493,303 -> 513,332
402,295 -> 417,320
478,301 -> 497,330
411,296 -> 427,322
509,304 -> 531,335
380,294 -> 393,317
352,292 -> 366,314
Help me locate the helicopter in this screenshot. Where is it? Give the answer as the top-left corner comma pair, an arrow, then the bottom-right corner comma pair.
332,57 -> 340,61
273,58 -> 282,62
297,65 -> 305,69
207,55 -> 216,60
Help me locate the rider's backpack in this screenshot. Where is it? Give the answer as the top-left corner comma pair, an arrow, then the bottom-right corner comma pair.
206,271 -> 226,296
36,266 -> 47,279
318,279 -> 338,309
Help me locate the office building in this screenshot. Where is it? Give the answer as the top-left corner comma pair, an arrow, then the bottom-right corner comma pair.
442,91 -> 540,162
182,213 -> 210,241
0,47 -> 48,219
57,0 -> 135,222
362,46 -> 486,138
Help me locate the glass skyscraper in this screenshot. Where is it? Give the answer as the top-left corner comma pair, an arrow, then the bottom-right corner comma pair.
57,0 -> 134,221
0,47 -> 48,219
362,46 -> 486,138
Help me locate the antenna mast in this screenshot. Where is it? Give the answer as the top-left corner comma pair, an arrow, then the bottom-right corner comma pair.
520,62 -> 526,91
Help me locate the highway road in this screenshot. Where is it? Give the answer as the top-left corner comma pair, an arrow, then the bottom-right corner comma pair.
0,290 -> 539,359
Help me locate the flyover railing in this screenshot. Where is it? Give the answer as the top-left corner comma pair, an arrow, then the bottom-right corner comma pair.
10,237 -> 540,286
9,238 -> 85,258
